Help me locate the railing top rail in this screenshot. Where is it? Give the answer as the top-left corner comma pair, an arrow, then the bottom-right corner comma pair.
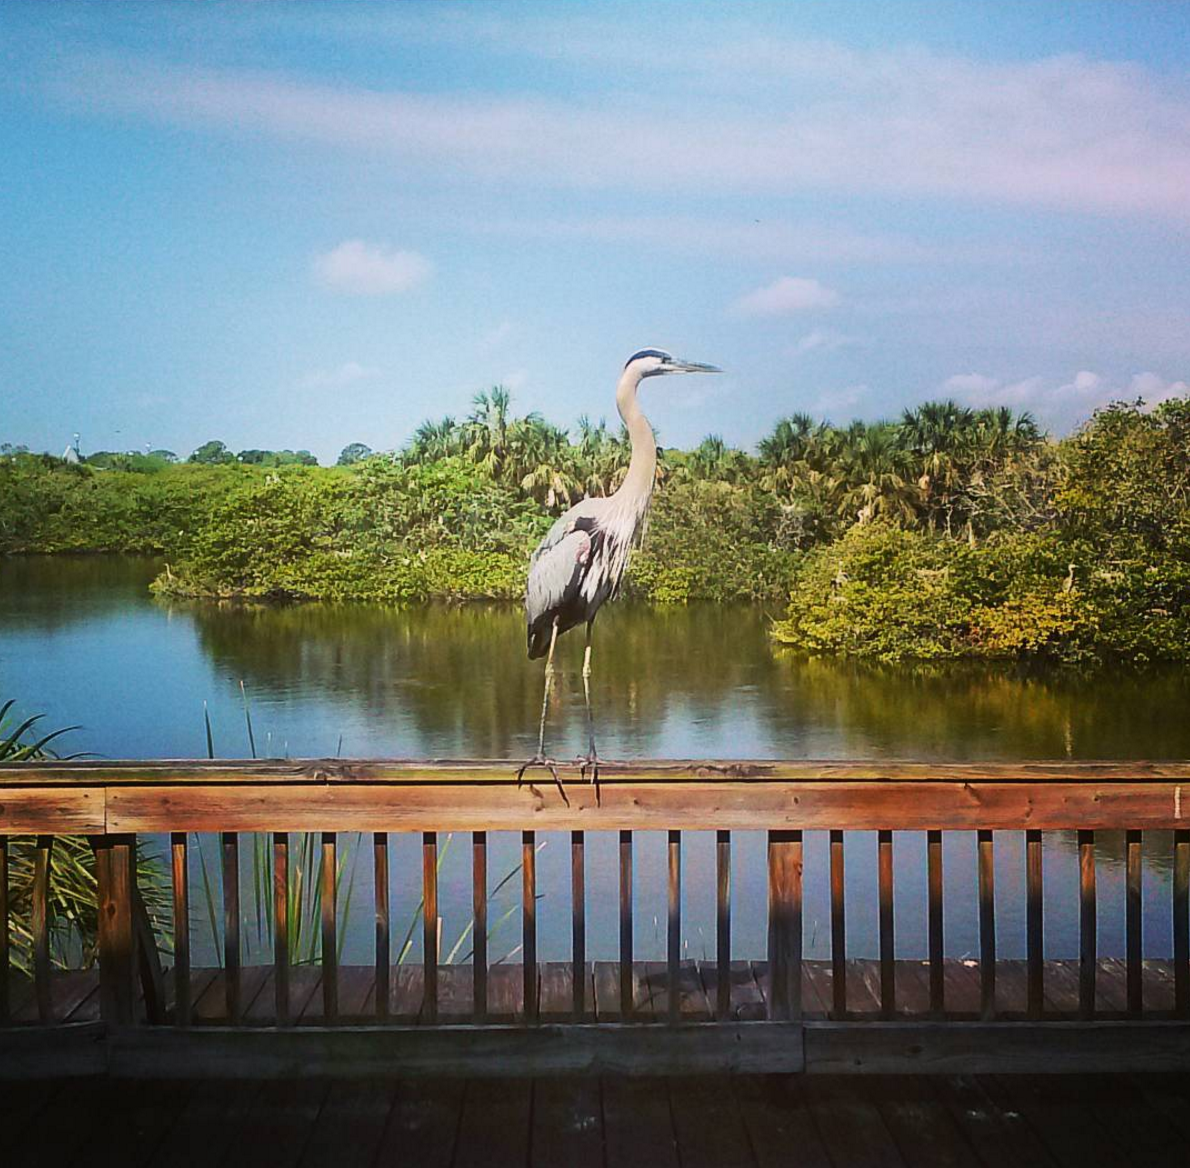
4,757 -> 1190,786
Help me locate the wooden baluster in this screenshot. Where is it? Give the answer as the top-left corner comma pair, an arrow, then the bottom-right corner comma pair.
767,830 -> 802,1021
878,829 -> 895,1019
830,829 -> 846,1018
171,832 -> 190,1026
572,831 -> 585,1019
716,830 -> 731,1022
32,835 -> 53,1022
274,832 -> 290,1026
96,834 -> 136,1025
1079,829 -> 1096,1020
321,832 -> 338,1022
472,831 -> 486,1023
668,830 -> 681,1024
221,831 -> 241,1024
423,832 -> 438,1023
374,832 -> 389,1021
523,830 -> 537,1023
1026,829 -> 1044,1020
978,830 -> 996,1020
619,829 -> 633,1018
927,829 -> 944,1016
1126,829 -> 1142,1017
0,836 -> 8,1025
1174,829 -> 1188,1017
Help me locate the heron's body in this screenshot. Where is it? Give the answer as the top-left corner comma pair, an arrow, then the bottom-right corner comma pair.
518,348 -> 719,791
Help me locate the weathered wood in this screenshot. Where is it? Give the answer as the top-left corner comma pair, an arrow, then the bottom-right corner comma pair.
95,834 -> 136,1025
321,832 -> 337,1022
668,829 -> 681,1024
274,831 -> 290,1026
32,835 -> 52,1022
0,788 -> 103,833
571,830 -> 585,1019
422,831 -> 437,1022
927,829 -> 943,1015
11,756 -> 1190,784
716,829 -> 730,1022
523,829 -> 537,1024
0,836 -> 7,1024
1080,829 -> 1097,1020
1027,829 -> 1044,1020
97,778 -> 1190,832
371,831 -> 389,1022
171,832 -> 190,1026
221,831 -> 241,1024
978,829 -> 996,1020
131,880 -> 166,1025
767,830 -> 802,1021
830,828 -> 846,1018
804,1019 -> 1190,1074
1175,829 -> 1189,1016
619,829 -> 633,1019
878,830 -> 894,1019
1127,829 -> 1143,1016
103,1020 -> 806,1078
471,830 -> 485,1022
0,1021 -> 107,1079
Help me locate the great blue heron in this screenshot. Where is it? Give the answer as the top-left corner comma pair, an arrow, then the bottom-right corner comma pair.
518,348 -> 721,798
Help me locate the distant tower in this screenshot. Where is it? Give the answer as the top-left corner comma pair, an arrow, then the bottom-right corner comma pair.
62,432 -> 80,463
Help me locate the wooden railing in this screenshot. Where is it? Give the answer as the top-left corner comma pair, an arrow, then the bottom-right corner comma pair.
4,758 -> 1190,1077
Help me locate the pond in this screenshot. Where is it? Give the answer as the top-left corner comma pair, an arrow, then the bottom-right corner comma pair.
4,554 -> 1190,968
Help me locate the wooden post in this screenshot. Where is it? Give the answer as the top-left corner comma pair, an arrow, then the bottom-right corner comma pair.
472,831 -> 485,1023
1026,829 -> 1044,1020
274,832 -> 290,1026
221,832 -> 241,1024
1174,829 -> 1189,1017
927,829 -> 943,1016
767,830 -> 802,1022
878,829 -> 895,1019
321,832 -> 338,1022
171,832 -> 190,1026
667,829 -> 681,1024
523,830 -> 537,1024
572,830 -> 585,1020
423,832 -> 438,1023
619,830 -> 633,1018
375,832 -> 390,1021
1079,830 -> 1096,1020
96,834 -> 136,1026
716,829 -> 731,1022
33,835 -> 53,1023
1126,829 -> 1142,1016
830,829 -> 846,1018
978,829 -> 996,1020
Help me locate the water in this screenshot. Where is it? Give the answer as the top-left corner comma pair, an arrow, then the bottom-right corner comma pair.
4,554 -> 1190,966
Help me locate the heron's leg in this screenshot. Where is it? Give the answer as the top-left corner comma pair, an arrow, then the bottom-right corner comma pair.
516,620 -> 568,805
578,621 -> 601,803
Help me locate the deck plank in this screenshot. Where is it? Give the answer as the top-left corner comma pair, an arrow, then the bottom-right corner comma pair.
864,1076 -> 981,1168
372,1078 -> 464,1168
734,1074 -> 832,1168
296,1078 -> 395,1168
801,1075 -> 907,1167
601,1073 -> 680,1168
451,1078 -> 533,1168
667,1075 -> 757,1168
928,1075 -> 1058,1168
529,1077 -> 604,1168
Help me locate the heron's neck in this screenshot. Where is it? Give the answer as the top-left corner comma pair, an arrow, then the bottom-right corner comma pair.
614,369 -> 657,511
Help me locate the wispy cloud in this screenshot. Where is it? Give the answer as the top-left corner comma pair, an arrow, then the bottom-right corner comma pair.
298,361 -> 380,390
38,42 -> 1190,219
732,277 -> 840,318
791,329 -> 861,356
481,320 -> 514,347
312,240 -> 431,296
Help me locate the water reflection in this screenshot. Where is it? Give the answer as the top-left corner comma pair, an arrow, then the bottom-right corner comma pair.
3,555 -> 1189,962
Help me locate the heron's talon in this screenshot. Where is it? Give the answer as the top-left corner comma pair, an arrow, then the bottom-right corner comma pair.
515,756 -> 569,806
577,752 -> 602,806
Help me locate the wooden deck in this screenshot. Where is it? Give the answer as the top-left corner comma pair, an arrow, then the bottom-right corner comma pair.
6,958 -> 1186,1028
9,1070 -> 1190,1166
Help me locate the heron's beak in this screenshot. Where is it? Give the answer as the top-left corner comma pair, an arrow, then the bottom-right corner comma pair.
665,358 -> 722,374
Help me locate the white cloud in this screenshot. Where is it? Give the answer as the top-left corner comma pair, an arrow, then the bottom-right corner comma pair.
732,277 -> 840,318
481,320 -> 514,347
811,384 -> 869,417
500,369 -> 528,390
41,41 -> 1190,219
312,240 -> 431,296
1129,371 -> 1190,408
298,361 -> 380,389
790,329 -> 861,355
942,373 -> 1000,397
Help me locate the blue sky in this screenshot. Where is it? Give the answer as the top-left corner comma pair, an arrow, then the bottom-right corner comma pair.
1,1 -> 1188,462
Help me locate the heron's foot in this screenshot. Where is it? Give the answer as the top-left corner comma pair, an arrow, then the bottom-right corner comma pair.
577,750 -> 602,806
515,755 -> 570,806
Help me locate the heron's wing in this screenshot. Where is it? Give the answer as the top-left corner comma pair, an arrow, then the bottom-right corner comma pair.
525,528 -> 592,629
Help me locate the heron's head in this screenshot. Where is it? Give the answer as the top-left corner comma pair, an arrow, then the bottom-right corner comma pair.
624,349 -> 721,379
